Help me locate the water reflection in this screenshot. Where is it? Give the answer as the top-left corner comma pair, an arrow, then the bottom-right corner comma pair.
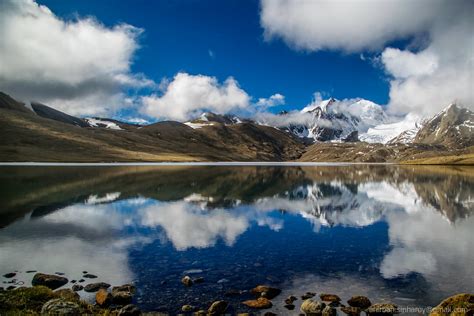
0,165 -> 472,312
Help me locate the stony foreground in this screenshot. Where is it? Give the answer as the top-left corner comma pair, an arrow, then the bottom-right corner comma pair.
1,272 -> 473,315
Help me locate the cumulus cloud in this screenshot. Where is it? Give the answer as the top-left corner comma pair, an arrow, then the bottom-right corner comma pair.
256,93 -> 285,108
0,0 -> 153,116
260,0 -> 474,115
141,72 -> 251,121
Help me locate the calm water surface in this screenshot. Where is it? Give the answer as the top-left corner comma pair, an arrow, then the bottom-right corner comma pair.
0,165 -> 473,314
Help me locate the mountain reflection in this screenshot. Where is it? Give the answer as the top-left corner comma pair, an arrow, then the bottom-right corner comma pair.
0,165 -> 473,308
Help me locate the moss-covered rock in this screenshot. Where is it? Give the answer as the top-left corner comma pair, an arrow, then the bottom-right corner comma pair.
430,293 -> 474,316
0,286 -> 56,314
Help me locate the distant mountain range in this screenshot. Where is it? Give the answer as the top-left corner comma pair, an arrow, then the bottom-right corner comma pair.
0,91 -> 473,163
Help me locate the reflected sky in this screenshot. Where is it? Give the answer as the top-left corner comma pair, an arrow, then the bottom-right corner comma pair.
0,165 -> 473,313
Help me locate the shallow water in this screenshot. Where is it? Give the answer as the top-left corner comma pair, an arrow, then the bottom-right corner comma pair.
0,165 -> 473,314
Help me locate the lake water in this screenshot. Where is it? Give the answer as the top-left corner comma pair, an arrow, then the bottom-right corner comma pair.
0,164 -> 473,314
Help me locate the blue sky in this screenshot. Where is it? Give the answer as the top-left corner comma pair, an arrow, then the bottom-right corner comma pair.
38,0 -> 389,113
2,0 -> 470,120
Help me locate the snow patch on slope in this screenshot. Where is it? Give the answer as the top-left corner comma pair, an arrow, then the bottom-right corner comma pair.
86,118 -> 123,130
359,113 -> 422,144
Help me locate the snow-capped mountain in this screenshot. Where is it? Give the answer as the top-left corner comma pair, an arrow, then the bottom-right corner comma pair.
282,97 -> 391,142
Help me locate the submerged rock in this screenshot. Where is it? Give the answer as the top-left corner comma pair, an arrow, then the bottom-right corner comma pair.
84,282 -> 111,293
32,273 -> 68,290
285,295 -> 298,304
302,292 -> 316,300
118,304 -> 141,316
41,298 -> 80,315
429,293 -> 474,316
301,299 -> 326,315
3,273 -> 16,278
366,303 -> 399,315
181,276 -> 193,287
347,295 -> 371,309
284,304 -> 295,310
242,297 -> 273,309
320,293 -> 341,303
193,277 -> 205,284
95,288 -> 113,307
83,273 -> 97,279
250,285 -> 281,299
71,284 -> 83,292
208,300 -> 228,315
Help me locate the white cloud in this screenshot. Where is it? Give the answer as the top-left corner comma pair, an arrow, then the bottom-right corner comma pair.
260,0 -> 443,52
260,0 -> 474,115
256,93 -> 285,108
141,72 -> 251,121
0,0 -> 153,116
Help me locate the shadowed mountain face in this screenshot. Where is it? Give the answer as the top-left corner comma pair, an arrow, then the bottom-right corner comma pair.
0,165 -> 473,312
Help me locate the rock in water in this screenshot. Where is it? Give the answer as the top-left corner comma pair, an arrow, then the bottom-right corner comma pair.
429,293 -> 474,316
41,298 -> 80,315
3,272 -> 16,278
96,288 -> 113,307
242,297 -> 273,309
250,285 -> 281,299
366,303 -> 399,315
302,292 -> 316,300
320,294 -> 341,303
284,304 -> 295,310
32,273 -> 68,290
341,306 -> 362,316
54,288 -> 80,302
118,304 -> 141,316
181,304 -> 196,312
83,273 -> 97,279
84,282 -> 111,293
112,285 -> 135,305
208,300 -> 228,315
301,299 -> 326,315
72,284 -> 83,292
348,295 -> 372,309
181,275 -> 193,287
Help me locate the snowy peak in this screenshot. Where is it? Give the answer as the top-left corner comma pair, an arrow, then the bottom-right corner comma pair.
185,112 -> 247,129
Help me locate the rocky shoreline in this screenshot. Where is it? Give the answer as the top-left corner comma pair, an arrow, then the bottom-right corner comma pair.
1,271 -> 473,315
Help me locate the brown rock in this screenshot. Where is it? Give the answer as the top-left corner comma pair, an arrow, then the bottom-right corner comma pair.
302,292 -> 316,300
250,285 -> 281,299
366,303 -> 399,315
96,288 -> 113,307
84,282 -> 111,293
32,273 -> 68,290
112,284 -> 135,305
181,275 -> 193,287
118,304 -> 141,316
320,293 -> 341,302
322,305 -> 337,316
72,284 -> 83,292
208,300 -> 228,315
285,295 -> 298,304
429,293 -> 474,316
301,299 -> 326,315
341,306 -> 362,316
242,297 -> 273,309
182,304 -> 196,312
284,304 -> 295,310
54,288 -> 80,301
348,295 -> 372,309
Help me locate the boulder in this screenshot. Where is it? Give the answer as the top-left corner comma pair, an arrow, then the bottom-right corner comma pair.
41,298 -> 80,315
301,299 -> 326,315
112,284 -> 136,305
250,285 -> 281,299
118,304 -> 141,316
429,293 -> 474,316
83,273 -> 97,279
348,295 -> 372,309
341,306 -> 362,316
32,273 -> 68,290
208,300 -> 228,315
302,292 -> 316,300
95,288 -> 113,307
181,304 -> 196,312
284,304 -> 295,310
72,285 -> 83,292
242,297 -> 273,309
54,288 -> 80,302
181,276 -> 193,287
285,295 -> 298,304
366,303 -> 399,316
84,282 -> 110,293
320,294 -> 341,303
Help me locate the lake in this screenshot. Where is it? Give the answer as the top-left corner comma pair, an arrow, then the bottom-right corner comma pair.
0,164 -> 473,314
